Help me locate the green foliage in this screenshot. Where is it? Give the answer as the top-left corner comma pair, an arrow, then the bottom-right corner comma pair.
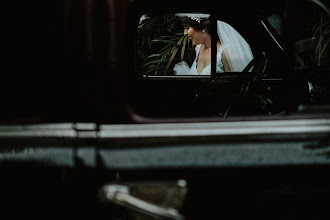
137,14 -> 195,75
314,19 -> 330,64
311,0 -> 330,65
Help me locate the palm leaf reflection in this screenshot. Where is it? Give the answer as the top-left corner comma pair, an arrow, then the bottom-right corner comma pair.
138,14 -> 194,75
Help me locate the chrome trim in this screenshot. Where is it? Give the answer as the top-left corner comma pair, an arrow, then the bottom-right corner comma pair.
0,123 -> 99,139
0,119 -> 329,143
99,181 -> 186,220
0,123 -> 77,138
260,20 -> 284,51
99,119 -> 330,139
141,75 -> 210,80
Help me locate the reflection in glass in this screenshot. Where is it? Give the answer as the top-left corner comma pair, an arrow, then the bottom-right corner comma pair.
137,13 -> 254,76
137,13 -> 195,76
173,13 -> 254,75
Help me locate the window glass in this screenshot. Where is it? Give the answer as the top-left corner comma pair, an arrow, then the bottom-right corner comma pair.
137,13 -> 255,76
137,13 -> 196,76
132,2 -> 329,120
289,2 -> 330,68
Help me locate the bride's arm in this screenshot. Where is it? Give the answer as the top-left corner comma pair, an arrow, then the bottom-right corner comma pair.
221,52 -> 231,72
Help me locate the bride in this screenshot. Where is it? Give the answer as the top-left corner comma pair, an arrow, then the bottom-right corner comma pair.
174,13 -> 254,75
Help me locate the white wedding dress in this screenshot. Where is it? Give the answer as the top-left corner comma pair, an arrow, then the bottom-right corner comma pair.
173,20 -> 254,75
173,44 -> 227,75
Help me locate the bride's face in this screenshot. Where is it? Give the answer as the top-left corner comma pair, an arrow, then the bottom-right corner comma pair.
184,25 -> 205,45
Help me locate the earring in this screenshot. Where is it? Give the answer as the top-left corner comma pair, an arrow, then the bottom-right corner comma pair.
202,29 -> 206,33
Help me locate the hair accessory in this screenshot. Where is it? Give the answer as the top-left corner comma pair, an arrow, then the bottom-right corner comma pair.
189,17 -> 202,23
175,13 -> 210,20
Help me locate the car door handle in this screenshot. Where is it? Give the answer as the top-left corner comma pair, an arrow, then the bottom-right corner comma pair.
99,180 -> 187,220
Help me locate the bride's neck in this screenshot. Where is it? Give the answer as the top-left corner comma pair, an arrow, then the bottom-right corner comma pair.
203,40 -> 221,51
202,34 -> 212,50
203,41 -> 211,50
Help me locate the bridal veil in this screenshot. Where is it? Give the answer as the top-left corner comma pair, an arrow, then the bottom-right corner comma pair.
175,13 -> 254,73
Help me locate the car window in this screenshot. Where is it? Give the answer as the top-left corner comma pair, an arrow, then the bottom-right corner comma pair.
137,13 -> 256,76
129,1 -> 329,120
137,13 -> 190,76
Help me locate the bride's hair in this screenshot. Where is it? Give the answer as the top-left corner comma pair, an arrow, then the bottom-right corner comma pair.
180,17 -> 210,32
175,14 -> 254,72
180,17 -> 220,41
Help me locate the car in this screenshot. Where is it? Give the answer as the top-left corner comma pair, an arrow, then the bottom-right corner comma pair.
1,0 -> 329,219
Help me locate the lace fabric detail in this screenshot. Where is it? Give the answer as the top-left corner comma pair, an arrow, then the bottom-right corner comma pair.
173,61 -> 191,75
173,20 -> 254,75
174,44 -> 226,75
